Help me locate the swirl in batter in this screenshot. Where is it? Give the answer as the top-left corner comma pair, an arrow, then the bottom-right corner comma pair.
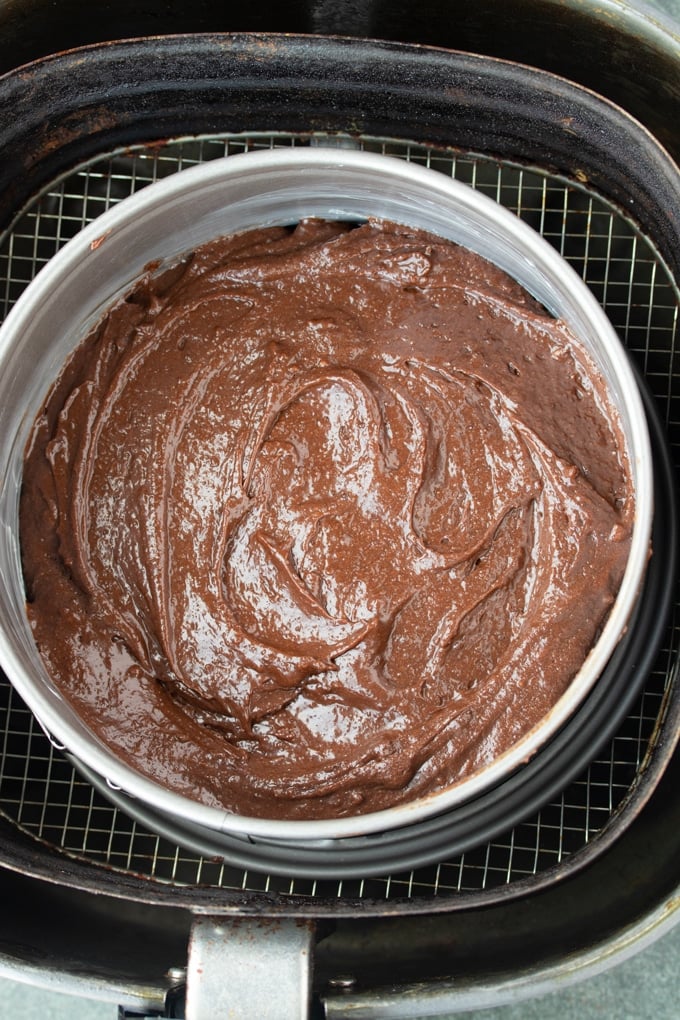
21,219 -> 633,818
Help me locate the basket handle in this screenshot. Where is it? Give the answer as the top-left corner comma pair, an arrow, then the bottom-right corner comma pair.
185,914 -> 315,1019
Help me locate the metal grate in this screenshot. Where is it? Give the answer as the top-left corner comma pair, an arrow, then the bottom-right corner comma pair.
0,132 -> 678,902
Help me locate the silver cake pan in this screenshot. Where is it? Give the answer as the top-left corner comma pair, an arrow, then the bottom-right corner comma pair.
0,147 -> 653,843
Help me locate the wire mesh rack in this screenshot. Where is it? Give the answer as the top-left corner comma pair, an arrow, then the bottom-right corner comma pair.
0,131 -> 678,904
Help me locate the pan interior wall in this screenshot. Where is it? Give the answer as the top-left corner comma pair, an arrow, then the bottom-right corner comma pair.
0,131 -> 678,904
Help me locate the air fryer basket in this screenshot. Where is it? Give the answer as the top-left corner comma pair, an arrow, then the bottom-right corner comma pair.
0,22 -> 679,1020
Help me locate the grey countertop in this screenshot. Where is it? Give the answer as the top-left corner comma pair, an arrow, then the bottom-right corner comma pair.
1,1 -> 678,1018
647,0 -> 680,13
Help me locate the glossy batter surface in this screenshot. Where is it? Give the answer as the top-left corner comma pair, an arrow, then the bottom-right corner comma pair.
21,219 -> 633,819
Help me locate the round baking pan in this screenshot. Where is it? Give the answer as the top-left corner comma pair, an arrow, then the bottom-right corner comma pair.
0,146 -> 653,846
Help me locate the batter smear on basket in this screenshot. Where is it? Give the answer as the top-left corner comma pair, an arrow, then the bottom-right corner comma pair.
20,218 -> 633,819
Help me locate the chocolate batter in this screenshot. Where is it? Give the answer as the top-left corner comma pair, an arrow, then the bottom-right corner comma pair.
21,218 -> 633,819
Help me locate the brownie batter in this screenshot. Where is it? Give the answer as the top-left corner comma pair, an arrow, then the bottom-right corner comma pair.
20,218 -> 633,820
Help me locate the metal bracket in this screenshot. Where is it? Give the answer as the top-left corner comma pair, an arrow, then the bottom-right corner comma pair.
185,915 -> 315,1019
